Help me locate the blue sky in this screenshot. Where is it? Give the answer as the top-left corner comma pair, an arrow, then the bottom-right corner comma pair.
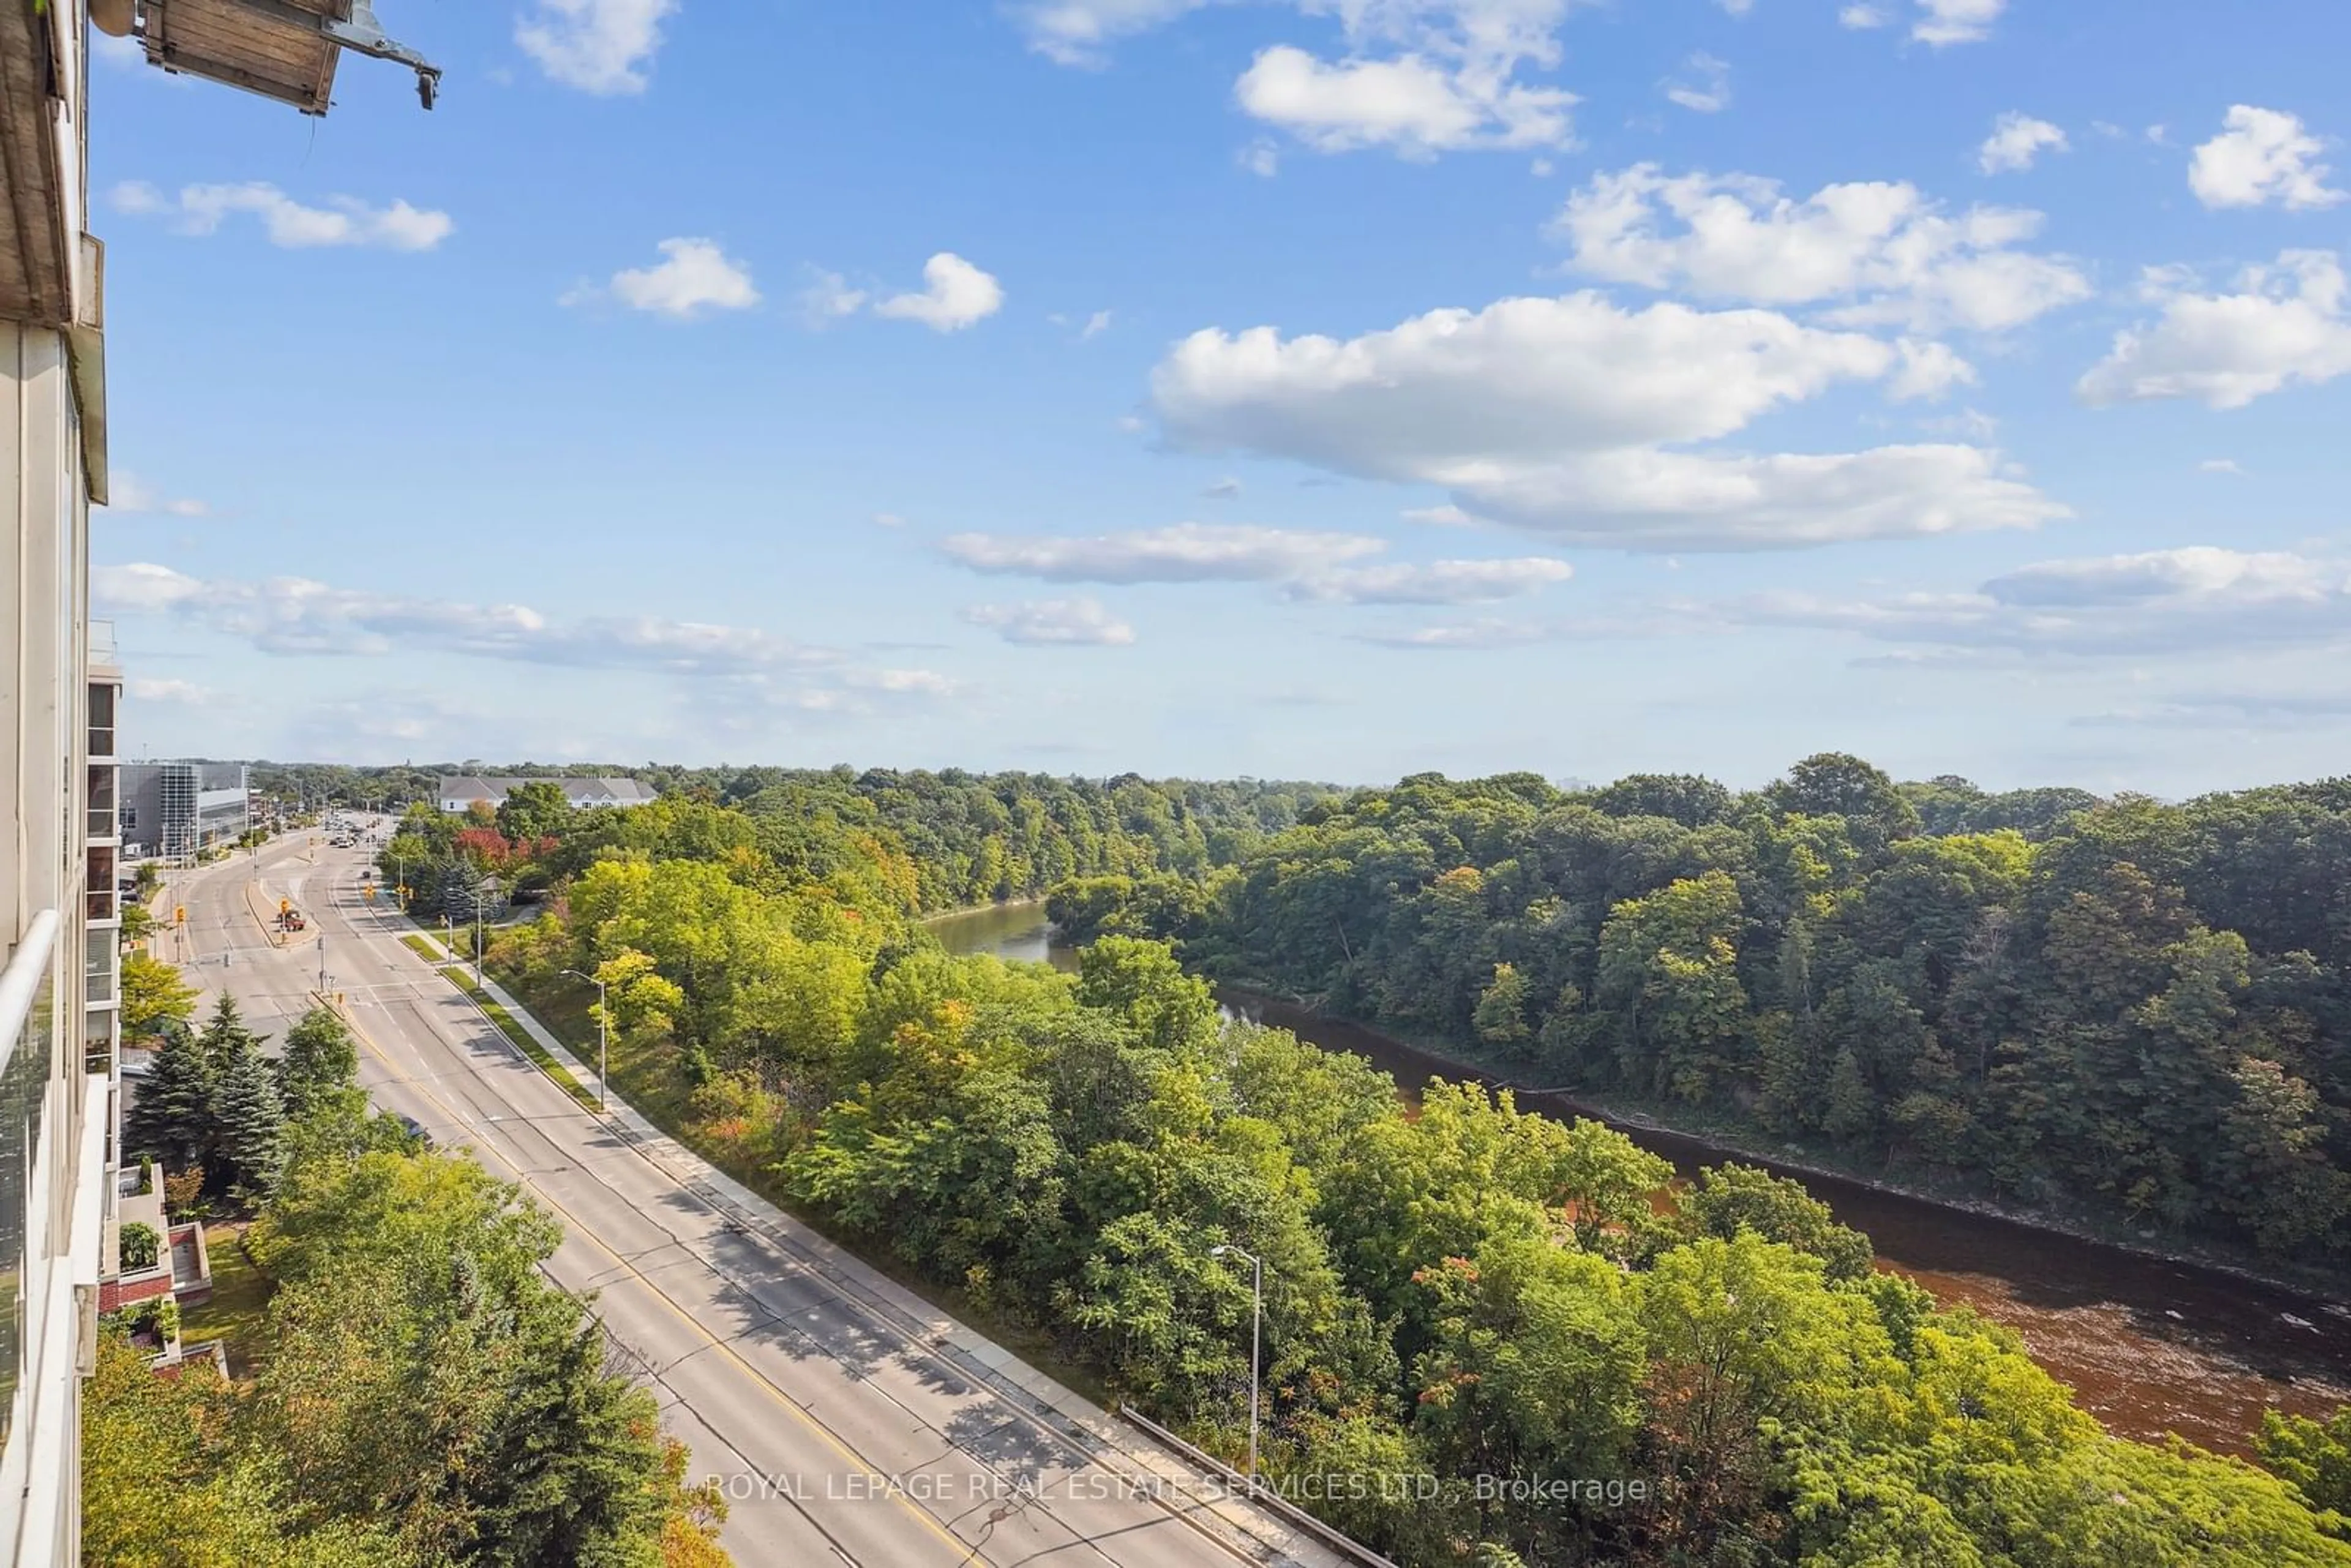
89,0 -> 2351,793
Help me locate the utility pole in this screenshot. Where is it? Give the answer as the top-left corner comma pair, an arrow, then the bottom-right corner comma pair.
1210,1245 -> 1264,1490
561,968 -> 611,1113
474,876 -> 497,985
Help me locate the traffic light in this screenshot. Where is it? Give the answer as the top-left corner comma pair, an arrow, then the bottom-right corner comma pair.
173,906 -> 185,926
280,898 -> 290,915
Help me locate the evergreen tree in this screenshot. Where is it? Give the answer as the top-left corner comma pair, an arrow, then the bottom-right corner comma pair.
279,1006 -> 359,1121
195,992 -> 265,1078
465,1312 -> 672,1566
122,1032 -> 216,1176
213,1034 -> 288,1199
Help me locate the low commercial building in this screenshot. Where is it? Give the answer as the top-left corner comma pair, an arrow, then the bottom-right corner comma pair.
120,761 -> 251,859
437,776 -> 660,814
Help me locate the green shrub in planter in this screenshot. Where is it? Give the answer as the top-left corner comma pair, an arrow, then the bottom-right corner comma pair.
119,1220 -> 159,1272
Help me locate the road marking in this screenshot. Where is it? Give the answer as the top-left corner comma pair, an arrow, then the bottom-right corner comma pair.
184,836 -> 1297,1568
332,1000 -> 992,1567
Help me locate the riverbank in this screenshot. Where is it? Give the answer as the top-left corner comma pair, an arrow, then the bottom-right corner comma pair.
1214,985 -> 2351,1456
918,895 -> 1048,925
1215,981 -> 2351,1308
926,912 -> 2351,1453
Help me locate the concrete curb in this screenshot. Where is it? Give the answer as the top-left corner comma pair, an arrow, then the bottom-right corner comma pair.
463,968 -> 1355,1568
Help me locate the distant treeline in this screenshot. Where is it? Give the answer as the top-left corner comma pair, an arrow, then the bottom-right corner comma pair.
1051,757 -> 2351,1268
441,772 -> 2351,1564
350,765 -> 1340,913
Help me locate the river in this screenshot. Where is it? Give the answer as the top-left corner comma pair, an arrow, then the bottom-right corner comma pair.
927,901 -> 2351,1457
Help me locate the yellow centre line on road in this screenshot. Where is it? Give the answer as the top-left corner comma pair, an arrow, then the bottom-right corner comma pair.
217,842 -> 1282,1568
329,994 -> 992,1567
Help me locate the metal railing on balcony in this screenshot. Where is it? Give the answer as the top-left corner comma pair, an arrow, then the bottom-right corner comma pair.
2,910 -> 62,1074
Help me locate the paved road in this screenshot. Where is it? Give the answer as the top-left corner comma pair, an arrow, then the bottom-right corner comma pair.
160,833 -> 1350,1568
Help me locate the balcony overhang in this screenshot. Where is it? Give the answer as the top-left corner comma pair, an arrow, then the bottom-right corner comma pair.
115,0 -> 441,114
1,0 -> 74,327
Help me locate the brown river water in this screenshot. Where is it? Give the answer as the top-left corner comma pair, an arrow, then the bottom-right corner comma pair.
928,902 -> 2351,1456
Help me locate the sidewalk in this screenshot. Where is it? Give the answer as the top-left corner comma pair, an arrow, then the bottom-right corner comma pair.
460,966 -> 1359,1568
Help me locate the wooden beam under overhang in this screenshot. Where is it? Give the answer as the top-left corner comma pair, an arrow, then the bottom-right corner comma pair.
0,0 -> 73,326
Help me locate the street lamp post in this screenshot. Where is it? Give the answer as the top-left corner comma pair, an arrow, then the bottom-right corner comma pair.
1209,1244 -> 1263,1490
561,968 -> 610,1114
473,876 -> 498,985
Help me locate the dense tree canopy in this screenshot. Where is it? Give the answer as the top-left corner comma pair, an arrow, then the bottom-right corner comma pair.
1067,758 -> 2351,1268
461,763 -> 2351,1565
89,1005 -> 729,1566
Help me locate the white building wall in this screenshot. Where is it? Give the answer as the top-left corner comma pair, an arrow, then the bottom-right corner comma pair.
0,324 -> 100,1566
1,0 -> 106,1557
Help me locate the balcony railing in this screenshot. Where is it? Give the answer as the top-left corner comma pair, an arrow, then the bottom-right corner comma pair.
88,620 -> 118,667
2,910 -> 62,1071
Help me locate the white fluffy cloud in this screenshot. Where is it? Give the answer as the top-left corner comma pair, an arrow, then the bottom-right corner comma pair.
1150,290 -> 2064,549
1013,0 -> 1217,66
103,473 -> 209,519
1157,294 -> 1894,460
2189,107 -> 2345,211
94,562 -> 833,672
966,599 -> 1139,645
1286,557 -> 1573,604
798,270 -> 868,325
1235,43 -> 1573,156
874,253 -> 1005,332
1382,546 -> 2351,659
945,523 -> 1574,607
1662,53 -> 1731,115
1554,165 -> 2090,333
110,181 -> 451,251
2073,691 -> 2351,732
1979,113 -> 2068,174
575,238 -> 759,320
1911,0 -> 2003,45
2077,251 -> 2351,409
1733,547 -> 2351,657
1024,1 -> 1580,157
1837,0 -> 2002,43
943,523 -> 1385,583
128,678 -> 229,708
516,0 -> 678,94
1438,445 -> 2056,550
